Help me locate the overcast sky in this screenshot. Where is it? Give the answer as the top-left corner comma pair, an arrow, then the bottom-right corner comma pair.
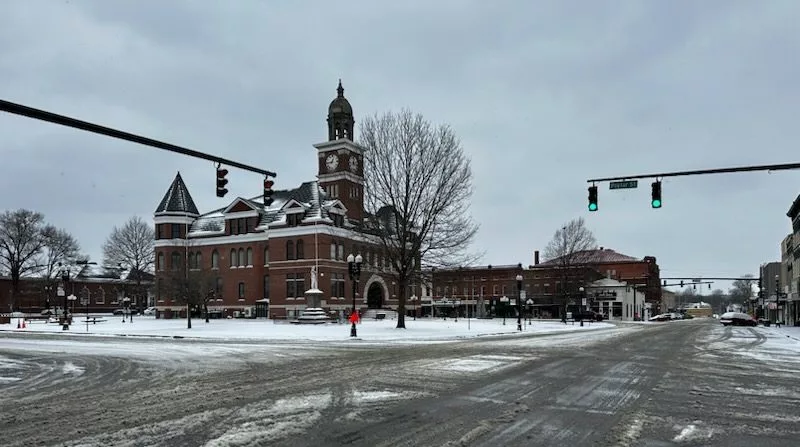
1,0 -> 798,292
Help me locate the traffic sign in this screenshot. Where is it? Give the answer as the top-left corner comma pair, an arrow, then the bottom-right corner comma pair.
609,180 -> 638,190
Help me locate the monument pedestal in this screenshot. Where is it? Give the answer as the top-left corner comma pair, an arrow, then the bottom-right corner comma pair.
291,288 -> 331,324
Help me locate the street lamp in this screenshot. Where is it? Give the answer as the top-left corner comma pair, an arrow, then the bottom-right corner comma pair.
516,274 -> 523,331
58,262 -> 71,326
347,253 -> 362,337
578,286 -> 585,326
410,295 -> 418,320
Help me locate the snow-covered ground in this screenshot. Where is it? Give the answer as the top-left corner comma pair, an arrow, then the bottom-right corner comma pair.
0,316 -> 615,344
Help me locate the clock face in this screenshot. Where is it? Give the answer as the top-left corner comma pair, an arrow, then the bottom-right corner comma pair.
349,156 -> 358,172
326,154 -> 339,171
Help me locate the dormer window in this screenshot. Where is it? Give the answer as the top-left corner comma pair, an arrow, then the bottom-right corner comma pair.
287,214 -> 301,226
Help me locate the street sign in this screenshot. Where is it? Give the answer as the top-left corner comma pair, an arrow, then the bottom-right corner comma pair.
609,180 -> 638,190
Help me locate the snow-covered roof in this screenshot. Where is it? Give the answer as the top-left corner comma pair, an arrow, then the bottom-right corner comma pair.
183,180 -> 348,238
536,248 -> 641,267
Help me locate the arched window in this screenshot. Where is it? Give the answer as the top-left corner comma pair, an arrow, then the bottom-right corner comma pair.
96,287 -> 106,304
296,240 -> 304,259
246,247 -> 253,266
211,250 -> 219,269
238,248 -> 245,267
171,252 -> 180,271
196,251 -> 202,269
287,240 -> 295,260
263,247 -> 269,265
188,252 -> 195,269
230,249 -> 238,268
157,252 -> 165,271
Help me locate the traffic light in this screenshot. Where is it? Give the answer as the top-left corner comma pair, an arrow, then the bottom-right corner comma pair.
758,275 -> 763,299
216,166 -> 229,198
588,185 -> 598,212
263,178 -> 274,206
680,280 -> 684,287
651,181 -> 662,208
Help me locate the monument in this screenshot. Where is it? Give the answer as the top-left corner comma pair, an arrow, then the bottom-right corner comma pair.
476,296 -> 488,318
291,265 -> 331,324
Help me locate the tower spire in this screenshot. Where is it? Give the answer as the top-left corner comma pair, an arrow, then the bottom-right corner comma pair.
337,79 -> 344,98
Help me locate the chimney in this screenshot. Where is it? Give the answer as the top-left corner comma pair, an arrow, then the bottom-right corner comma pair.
534,250 -> 540,265
599,246 -> 604,251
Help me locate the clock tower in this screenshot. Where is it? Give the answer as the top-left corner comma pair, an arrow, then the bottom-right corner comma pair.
315,80 -> 365,222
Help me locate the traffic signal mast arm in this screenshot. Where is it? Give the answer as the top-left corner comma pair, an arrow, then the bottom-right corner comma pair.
0,98 -> 276,178
587,161 -> 800,183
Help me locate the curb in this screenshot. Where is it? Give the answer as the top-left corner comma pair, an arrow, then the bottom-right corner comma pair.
0,323 -> 613,344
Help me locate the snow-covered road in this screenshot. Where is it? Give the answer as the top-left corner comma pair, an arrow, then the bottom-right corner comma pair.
1,320 -> 798,446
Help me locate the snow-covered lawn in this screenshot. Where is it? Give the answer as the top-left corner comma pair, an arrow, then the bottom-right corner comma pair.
1,316 -> 615,343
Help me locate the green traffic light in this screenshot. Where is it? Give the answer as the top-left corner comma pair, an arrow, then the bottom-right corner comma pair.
588,203 -> 598,212
651,199 -> 661,208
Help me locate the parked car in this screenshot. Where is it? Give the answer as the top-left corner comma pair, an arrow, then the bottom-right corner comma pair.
143,307 -> 156,316
575,310 -> 604,321
719,312 -> 757,327
649,313 -> 672,322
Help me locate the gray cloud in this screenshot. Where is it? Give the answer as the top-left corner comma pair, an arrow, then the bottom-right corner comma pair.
1,0 -> 798,292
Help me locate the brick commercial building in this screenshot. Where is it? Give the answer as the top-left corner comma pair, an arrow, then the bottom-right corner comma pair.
427,248 -> 661,319
1,265 -> 153,314
153,82 -> 397,319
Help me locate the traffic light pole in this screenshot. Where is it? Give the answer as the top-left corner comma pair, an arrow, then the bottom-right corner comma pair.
0,99 -> 276,178
587,161 -> 800,183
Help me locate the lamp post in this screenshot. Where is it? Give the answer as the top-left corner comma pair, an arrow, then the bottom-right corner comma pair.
347,253 -> 362,337
775,274 -> 780,323
410,295 -> 418,320
578,286 -> 585,326
516,274 -> 523,331
58,262 -> 71,326
500,296 -> 509,325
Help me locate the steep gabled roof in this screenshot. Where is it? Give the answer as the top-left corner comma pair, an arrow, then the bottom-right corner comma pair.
155,172 -> 199,215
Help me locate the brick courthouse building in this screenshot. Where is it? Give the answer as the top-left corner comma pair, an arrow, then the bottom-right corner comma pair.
153,82 -> 399,319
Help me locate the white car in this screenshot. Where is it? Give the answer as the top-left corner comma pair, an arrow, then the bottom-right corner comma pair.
143,307 -> 156,315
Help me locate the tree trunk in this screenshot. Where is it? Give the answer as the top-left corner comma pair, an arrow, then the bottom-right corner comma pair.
205,303 -> 209,323
10,272 -> 21,312
187,303 -> 192,329
396,276 -> 407,329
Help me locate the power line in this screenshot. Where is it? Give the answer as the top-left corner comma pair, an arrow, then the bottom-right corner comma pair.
0,98 -> 276,177
587,162 -> 800,183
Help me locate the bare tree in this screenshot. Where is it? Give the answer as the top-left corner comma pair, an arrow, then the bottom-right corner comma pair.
157,266 -> 216,328
0,209 -> 48,311
729,274 -> 754,303
359,109 -> 480,329
39,225 -> 82,307
102,216 -> 155,312
542,217 -> 598,318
